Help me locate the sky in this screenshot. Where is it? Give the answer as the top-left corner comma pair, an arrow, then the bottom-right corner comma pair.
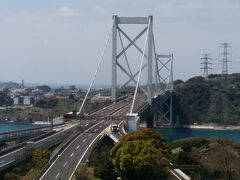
0,0 -> 240,86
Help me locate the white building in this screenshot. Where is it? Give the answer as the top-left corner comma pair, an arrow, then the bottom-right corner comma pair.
23,96 -> 34,105
13,96 -> 34,105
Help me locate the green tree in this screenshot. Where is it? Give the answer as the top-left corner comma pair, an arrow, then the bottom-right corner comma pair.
110,128 -> 170,179
36,85 -> 51,93
69,94 -> 74,100
94,152 -> 117,180
75,167 -> 93,180
111,128 -> 170,156
174,73 -> 240,125
35,98 -> 58,108
32,149 -> 51,167
0,92 -> 13,106
170,137 -> 240,180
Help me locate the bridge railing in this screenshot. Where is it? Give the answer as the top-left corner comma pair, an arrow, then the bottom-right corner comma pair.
0,131 -> 54,157
0,125 -> 50,136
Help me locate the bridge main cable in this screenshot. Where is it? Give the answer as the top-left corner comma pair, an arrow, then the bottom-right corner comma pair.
130,18 -> 151,114
78,17 -> 115,114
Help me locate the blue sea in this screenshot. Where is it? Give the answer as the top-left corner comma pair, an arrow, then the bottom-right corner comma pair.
2,124 -> 240,143
0,123 -> 42,133
156,128 -> 240,142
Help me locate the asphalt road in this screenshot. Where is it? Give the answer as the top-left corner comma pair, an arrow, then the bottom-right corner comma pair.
0,95 -> 147,176
0,122 -> 80,172
40,97 -> 138,180
0,98 -> 130,172
40,119 -> 119,180
40,95 -> 148,180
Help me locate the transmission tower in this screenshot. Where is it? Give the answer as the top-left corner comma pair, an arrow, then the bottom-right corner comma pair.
200,54 -> 212,78
220,43 -> 231,88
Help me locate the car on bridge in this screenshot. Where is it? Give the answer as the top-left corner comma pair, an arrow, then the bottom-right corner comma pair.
111,124 -> 119,132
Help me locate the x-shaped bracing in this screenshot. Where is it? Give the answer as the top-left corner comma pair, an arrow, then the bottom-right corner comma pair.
116,25 -> 149,96
158,101 -> 171,123
156,54 -> 172,86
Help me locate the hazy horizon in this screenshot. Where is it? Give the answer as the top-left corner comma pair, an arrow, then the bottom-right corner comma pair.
0,0 -> 240,85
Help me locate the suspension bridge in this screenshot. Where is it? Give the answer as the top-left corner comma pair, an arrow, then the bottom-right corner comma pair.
0,15 -> 177,179
79,15 -> 174,127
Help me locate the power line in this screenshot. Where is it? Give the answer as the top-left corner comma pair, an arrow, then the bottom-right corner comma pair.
200,54 -> 212,77
220,43 -> 231,88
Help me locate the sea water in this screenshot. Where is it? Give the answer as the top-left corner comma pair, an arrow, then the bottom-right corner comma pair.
0,123 -> 42,133
156,128 -> 240,142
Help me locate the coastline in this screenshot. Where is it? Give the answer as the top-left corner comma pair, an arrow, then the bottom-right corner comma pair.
0,121 -> 34,125
138,122 -> 240,131
157,124 -> 240,130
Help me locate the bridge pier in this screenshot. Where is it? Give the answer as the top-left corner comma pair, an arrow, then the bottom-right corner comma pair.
146,91 -> 173,128
152,99 -> 157,128
153,108 -> 157,128
145,103 -> 155,128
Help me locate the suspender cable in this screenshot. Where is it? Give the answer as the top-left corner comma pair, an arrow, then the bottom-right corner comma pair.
78,18 -> 115,114
130,19 -> 150,114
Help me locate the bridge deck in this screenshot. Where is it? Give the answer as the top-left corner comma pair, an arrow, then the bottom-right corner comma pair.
40,95 -> 147,180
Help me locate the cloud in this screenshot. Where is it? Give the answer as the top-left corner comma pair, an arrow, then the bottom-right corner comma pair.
57,7 -> 78,17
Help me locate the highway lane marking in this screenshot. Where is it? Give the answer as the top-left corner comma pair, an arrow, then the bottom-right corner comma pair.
63,161 -> 68,167
70,152 -> 74,157
77,145 -> 80,149
94,129 -> 98,132
89,133 -> 92,136
55,172 -> 60,179
69,129 -> 105,180
36,123 -> 78,144
0,147 -> 25,159
40,120 -> 105,180
170,170 -> 182,180
0,160 -> 14,168
82,139 -> 86,143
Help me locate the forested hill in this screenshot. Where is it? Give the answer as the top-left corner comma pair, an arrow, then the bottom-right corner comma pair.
174,73 -> 240,125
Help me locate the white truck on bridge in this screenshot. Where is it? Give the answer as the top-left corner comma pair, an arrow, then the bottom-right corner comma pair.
110,124 -> 119,132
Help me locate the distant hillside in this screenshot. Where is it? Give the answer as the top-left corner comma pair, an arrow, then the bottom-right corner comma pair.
0,82 -> 21,89
174,73 -> 240,125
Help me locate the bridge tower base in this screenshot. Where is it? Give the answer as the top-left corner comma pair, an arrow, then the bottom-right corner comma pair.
149,91 -> 173,128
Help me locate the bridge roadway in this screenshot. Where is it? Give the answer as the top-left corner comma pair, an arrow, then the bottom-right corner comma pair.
40,95 -> 146,180
40,119 -> 119,180
0,126 -> 50,143
0,95 -> 138,171
0,121 -> 79,171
